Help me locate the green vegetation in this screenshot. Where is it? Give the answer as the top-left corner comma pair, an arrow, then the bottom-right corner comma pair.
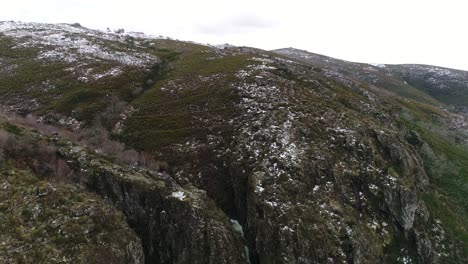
121,50 -> 251,151
1,122 -> 23,135
168,52 -> 252,76
379,81 -> 441,106
399,109 -> 468,251
154,48 -> 181,61
389,65 -> 468,107
402,119 -> 468,207
0,166 -> 142,263
0,35 -> 147,125
396,98 -> 445,123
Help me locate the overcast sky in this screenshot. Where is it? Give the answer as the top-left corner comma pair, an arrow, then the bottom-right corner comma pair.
2,0 -> 467,70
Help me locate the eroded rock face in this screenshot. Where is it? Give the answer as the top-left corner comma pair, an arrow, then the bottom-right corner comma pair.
383,185 -> 420,231
58,142 -> 248,264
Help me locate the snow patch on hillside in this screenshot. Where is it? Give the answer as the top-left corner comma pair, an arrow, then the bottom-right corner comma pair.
171,191 -> 186,201
0,21 -> 157,66
233,59 -> 306,188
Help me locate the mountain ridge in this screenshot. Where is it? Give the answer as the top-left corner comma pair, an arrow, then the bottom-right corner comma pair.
272,47 -> 468,72
272,47 -> 468,106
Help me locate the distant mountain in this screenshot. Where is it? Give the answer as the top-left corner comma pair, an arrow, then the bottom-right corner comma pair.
0,22 -> 467,263
387,64 -> 468,107
273,48 -> 468,107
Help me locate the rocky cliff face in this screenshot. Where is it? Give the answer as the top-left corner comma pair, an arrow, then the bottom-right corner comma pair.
58,141 -> 248,263
0,22 -> 467,263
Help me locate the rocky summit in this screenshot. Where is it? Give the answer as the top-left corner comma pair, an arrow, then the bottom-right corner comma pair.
0,22 -> 467,263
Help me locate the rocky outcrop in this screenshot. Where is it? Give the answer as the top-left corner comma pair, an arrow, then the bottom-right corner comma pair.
57,143 -> 248,263
0,166 -> 144,264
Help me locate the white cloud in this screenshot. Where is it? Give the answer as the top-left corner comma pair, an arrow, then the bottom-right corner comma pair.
197,13 -> 279,35
1,0 -> 467,70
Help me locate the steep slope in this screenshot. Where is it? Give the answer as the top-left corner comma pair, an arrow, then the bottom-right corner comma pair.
273,47 -> 468,255
0,119 -> 249,263
0,22 -> 467,263
0,126 -> 144,263
387,64 -> 468,107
